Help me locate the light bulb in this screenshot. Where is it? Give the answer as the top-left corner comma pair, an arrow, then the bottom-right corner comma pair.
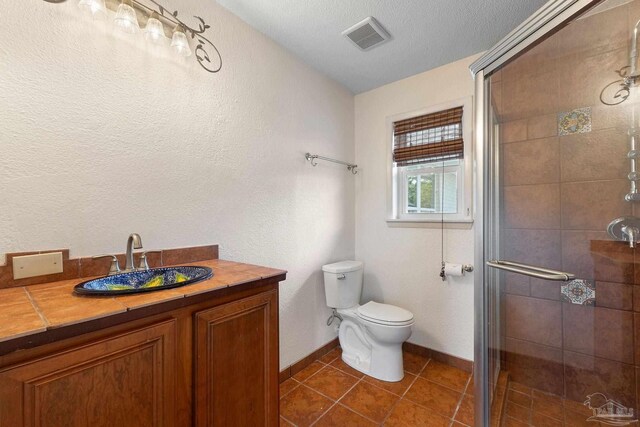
171,26 -> 192,57
114,1 -> 139,34
144,13 -> 166,44
78,0 -> 106,20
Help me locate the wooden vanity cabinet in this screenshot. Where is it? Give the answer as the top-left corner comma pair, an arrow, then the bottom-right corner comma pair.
0,320 -> 177,427
195,289 -> 279,426
0,281 -> 280,427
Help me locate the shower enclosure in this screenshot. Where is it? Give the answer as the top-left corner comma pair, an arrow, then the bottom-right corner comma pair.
473,0 -> 640,425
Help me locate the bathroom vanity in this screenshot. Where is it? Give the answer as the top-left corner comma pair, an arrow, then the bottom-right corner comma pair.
0,256 -> 286,427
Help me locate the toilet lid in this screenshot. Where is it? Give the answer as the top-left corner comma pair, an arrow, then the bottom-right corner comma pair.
322,260 -> 363,273
357,301 -> 414,325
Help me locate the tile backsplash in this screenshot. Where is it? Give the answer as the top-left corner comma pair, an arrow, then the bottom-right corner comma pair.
0,245 -> 219,289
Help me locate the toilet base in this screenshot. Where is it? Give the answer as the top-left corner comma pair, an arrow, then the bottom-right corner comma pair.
341,346 -> 405,382
341,350 -> 371,377
337,312 -> 411,383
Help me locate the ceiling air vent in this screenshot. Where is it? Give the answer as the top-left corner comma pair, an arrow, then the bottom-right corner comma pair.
342,17 -> 390,51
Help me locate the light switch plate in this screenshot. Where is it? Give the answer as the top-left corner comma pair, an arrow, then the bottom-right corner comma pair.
13,252 -> 64,280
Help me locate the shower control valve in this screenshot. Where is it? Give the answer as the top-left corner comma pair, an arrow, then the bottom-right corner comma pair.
608,216 -> 640,248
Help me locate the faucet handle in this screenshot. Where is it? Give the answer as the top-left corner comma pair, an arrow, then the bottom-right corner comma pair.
138,251 -> 161,271
92,255 -> 121,276
623,225 -> 640,248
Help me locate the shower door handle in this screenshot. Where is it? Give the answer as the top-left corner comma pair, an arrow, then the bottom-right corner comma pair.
486,260 -> 576,281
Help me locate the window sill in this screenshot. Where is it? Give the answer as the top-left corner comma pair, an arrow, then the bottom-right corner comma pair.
386,218 -> 474,229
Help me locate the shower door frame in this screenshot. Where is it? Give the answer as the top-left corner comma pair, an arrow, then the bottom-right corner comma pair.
471,0 -> 602,425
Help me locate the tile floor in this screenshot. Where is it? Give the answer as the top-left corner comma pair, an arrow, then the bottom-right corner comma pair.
279,347 -> 474,426
503,381 -> 603,426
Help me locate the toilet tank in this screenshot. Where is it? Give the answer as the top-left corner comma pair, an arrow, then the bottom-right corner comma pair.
322,260 -> 364,309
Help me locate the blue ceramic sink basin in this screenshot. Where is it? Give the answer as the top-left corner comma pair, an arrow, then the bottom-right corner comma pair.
74,266 -> 213,296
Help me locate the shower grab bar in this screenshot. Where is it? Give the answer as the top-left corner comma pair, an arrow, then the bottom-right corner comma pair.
486,260 -> 576,281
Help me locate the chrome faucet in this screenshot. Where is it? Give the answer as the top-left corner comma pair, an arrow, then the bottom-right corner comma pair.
623,225 -> 639,249
608,217 -> 640,248
125,233 -> 143,272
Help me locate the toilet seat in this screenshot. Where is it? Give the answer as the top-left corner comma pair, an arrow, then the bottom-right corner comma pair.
357,301 -> 414,326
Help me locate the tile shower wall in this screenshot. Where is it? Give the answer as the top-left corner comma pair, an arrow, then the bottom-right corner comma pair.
492,0 -> 640,410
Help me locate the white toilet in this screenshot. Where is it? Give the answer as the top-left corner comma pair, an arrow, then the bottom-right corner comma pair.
322,260 -> 414,382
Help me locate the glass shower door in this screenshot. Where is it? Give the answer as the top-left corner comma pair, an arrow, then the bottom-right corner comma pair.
481,0 -> 640,425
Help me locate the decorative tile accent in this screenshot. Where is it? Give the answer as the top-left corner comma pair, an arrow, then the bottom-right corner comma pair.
557,107 -> 592,136
561,279 -> 596,305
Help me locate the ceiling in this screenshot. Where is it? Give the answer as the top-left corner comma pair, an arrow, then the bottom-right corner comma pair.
216,0 -> 548,93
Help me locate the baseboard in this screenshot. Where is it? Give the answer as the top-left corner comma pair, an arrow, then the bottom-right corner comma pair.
403,341 -> 474,373
279,338 -> 339,383
279,338 -> 473,384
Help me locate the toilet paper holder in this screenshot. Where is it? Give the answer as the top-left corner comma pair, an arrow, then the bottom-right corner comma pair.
439,262 -> 474,281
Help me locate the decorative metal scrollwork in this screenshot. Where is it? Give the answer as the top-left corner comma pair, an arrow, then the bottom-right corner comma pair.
145,0 -> 222,73
600,66 -> 632,106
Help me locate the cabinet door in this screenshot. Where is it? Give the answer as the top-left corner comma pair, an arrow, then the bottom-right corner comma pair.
195,290 -> 279,427
0,320 -> 177,427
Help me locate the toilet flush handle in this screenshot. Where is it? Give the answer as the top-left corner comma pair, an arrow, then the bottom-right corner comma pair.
337,274 -> 346,280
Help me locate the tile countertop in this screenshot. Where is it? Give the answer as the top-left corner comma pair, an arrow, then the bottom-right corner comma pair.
0,259 -> 286,345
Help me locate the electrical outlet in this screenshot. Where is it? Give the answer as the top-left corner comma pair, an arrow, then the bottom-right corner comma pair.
12,252 -> 63,280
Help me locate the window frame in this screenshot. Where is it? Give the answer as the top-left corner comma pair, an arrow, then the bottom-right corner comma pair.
400,161 -> 463,215
386,96 -> 474,224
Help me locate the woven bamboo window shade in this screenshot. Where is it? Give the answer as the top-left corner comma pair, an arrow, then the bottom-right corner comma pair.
393,106 -> 464,166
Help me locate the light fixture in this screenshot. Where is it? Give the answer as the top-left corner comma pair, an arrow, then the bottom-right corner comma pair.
78,0 -> 107,20
144,12 -> 166,44
171,25 -> 192,57
49,0 -> 221,74
114,0 -> 140,34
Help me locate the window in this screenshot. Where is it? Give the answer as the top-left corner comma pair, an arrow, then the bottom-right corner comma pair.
387,98 -> 472,223
403,162 -> 460,214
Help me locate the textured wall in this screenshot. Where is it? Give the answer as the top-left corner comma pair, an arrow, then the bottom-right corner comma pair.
0,0 -> 354,369
354,54 -> 481,361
